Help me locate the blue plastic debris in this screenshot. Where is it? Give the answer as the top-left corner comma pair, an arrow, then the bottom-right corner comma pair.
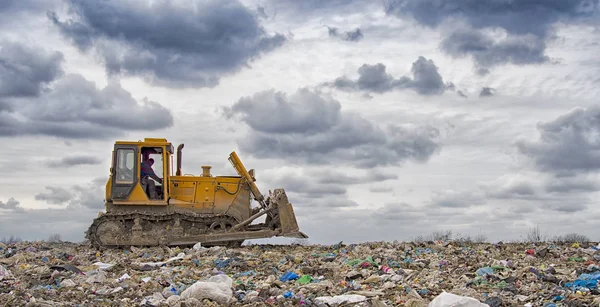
564,271 -> 600,290
280,271 -> 299,282
214,258 -> 233,269
476,267 -> 494,276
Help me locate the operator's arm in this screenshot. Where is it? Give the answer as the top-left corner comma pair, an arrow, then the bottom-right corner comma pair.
149,169 -> 163,184
142,164 -> 163,184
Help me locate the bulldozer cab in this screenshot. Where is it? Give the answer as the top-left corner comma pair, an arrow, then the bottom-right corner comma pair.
109,139 -> 172,204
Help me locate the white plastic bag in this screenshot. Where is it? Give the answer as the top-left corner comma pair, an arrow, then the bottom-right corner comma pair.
0,265 -> 12,281
314,294 -> 367,306
428,292 -> 490,307
180,274 -> 234,305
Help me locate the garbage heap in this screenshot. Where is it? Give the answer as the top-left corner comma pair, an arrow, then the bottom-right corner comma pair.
1,240 -> 600,306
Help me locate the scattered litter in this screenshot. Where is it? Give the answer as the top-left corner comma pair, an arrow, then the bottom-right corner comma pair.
0,240 -> 599,305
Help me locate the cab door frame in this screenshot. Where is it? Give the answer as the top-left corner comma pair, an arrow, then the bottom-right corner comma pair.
111,145 -> 138,200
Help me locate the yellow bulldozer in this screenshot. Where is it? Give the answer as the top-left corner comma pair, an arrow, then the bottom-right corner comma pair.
85,138 -> 308,248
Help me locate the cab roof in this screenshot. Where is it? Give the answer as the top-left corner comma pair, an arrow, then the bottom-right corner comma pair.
115,138 -> 172,146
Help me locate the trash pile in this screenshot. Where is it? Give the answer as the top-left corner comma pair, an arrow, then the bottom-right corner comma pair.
2,240 -> 600,306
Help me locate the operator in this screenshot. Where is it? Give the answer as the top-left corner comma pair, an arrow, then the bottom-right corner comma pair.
140,158 -> 163,199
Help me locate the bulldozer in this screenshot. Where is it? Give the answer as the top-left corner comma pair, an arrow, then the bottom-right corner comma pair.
85,138 -> 308,248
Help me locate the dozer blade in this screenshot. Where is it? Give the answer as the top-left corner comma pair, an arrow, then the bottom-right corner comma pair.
271,189 -> 308,239
228,151 -> 308,240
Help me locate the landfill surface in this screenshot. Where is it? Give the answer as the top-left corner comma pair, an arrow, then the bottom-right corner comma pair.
2,240 -> 600,306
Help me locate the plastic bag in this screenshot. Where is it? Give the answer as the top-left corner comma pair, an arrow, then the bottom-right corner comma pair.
0,265 -> 13,281
180,274 -> 234,305
429,292 -> 490,307
314,294 -> 367,306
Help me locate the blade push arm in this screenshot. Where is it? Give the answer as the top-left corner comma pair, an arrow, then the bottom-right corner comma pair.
228,151 -> 267,210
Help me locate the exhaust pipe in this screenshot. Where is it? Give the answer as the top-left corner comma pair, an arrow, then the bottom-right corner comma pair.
176,144 -> 184,176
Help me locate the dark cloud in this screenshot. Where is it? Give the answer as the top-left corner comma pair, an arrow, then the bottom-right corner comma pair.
384,0 -> 598,37
223,88 -> 341,134
544,176 -> 600,193
256,6 -> 269,19
48,0 -> 287,88
265,0 -> 371,18
0,0 -> 53,12
35,187 -> 73,205
480,87 -> 495,97
224,88 -> 441,168
516,106 -> 600,176
478,173 -> 591,214
457,90 -> 468,98
326,26 -> 364,42
263,167 -> 397,203
46,155 -> 103,168
0,197 -> 24,213
0,0 -> 13,11
35,177 -> 107,210
547,202 -> 588,213
265,171 -> 347,198
1,73 -> 173,139
0,0 -> 55,23
441,27 -> 549,68
476,68 -> 491,76
369,186 -> 394,193
290,195 -> 360,210
311,169 -> 398,185
430,190 -> 486,208
326,56 -> 454,95
385,0 -> 599,68
0,100 -> 12,112
0,41 -> 64,98
484,180 -> 537,199
370,203 -> 429,223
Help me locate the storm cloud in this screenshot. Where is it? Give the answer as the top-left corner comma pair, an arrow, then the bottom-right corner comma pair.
480,87 -> 496,97
48,0 -> 287,88
35,177 -> 108,210
516,106 -> 600,176
326,26 -> 364,42
0,197 -> 24,213
35,187 -> 73,205
441,27 -> 549,68
477,172 -> 592,214
261,167 -> 397,205
0,40 -> 173,139
0,41 -> 64,98
327,56 -> 453,95
544,176 -> 600,193
385,0 -> 599,69
0,0 -> 56,25
384,0 -> 598,37
1,74 -> 173,139
46,155 -> 103,168
430,190 -> 486,208
223,88 -> 441,168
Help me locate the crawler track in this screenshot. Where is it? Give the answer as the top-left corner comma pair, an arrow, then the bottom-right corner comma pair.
85,211 -> 244,249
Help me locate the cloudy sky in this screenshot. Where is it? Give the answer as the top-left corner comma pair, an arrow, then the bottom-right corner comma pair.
1,0 -> 600,244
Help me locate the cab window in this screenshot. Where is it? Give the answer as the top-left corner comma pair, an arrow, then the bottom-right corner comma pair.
115,148 -> 134,184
